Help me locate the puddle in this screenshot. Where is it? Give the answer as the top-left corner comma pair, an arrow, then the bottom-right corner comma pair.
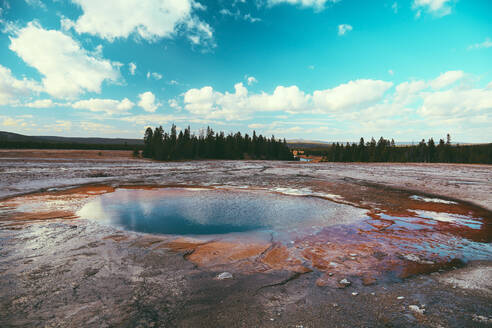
76,188 -> 364,236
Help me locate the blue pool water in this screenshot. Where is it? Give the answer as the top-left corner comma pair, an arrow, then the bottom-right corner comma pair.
77,187 -> 360,236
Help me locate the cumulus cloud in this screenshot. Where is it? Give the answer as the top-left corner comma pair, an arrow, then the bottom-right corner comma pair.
178,70 -> 490,139
138,91 -> 160,112
313,79 -> 393,111
0,64 -> 42,105
394,80 -> 427,104
182,79 -> 393,120
419,88 -> 492,118
183,82 -> 311,120
129,62 -> 137,75
338,24 -> 352,36
65,0 -> 214,47
8,22 -> 120,99
413,0 -> 453,17
429,70 -> 464,89
71,98 -> 134,115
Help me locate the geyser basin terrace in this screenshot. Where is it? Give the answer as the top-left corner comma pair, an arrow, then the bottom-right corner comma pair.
1,156 -> 491,327
2,183 -> 490,282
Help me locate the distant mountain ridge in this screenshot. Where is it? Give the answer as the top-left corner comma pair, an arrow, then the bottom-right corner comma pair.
0,131 -> 143,145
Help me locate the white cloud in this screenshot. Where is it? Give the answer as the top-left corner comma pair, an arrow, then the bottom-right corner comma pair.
183,82 -> 311,120
394,80 -> 427,104
80,121 -> 112,131
48,120 -> 72,132
419,88 -> 492,118
66,0 -> 214,47
246,76 -> 257,85
412,0 -> 453,16
120,114 -> 177,125
220,9 -> 261,23
147,71 -> 163,80
178,71 -> 490,139
168,98 -> 181,110
220,8 -> 233,16
24,0 -> 45,9
182,79 -> 393,120
9,22 -> 120,99
338,24 -> 352,36
71,98 -> 134,115
313,79 -> 393,111
430,70 -> 464,89
25,99 -> 55,108
468,38 -> 492,50
267,0 -> 339,11
1,117 -> 28,128
244,14 -> 261,23
129,62 -> 137,75
138,91 -> 160,112
0,64 -> 42,105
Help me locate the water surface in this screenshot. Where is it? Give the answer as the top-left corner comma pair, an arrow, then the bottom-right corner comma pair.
77,187 -> 363,236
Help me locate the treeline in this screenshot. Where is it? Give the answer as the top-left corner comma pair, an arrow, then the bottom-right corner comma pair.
313,135 -> 491,164
142,125 -> 293,161
0,140 -> 142,151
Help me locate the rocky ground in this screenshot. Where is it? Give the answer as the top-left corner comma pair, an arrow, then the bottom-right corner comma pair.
0,150 -> 491,327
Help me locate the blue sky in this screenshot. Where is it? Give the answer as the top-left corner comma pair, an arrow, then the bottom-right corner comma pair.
0,0 -> 490,142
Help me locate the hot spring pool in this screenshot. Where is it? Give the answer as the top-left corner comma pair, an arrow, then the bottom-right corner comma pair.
76,187 -> 364,236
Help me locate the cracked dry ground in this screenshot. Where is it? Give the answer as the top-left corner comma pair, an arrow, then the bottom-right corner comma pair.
0,153 -> 491,327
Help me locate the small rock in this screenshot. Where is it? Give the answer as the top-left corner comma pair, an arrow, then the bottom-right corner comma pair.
370,292 -> 375,296
332,303 -> 338,307
409,305 -> 425,315
216,272 -> 233,280
397,296 -> 405,300
339,278 -> 351,287
402,253 -> 434,265
351,292 -> 359,296
472,314 -> 492,324
349,253 -> 358,257
329,262 -> 338,267
328,272 -> 334,276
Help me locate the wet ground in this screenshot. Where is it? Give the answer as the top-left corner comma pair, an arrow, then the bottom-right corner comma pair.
0,151 -> 491,327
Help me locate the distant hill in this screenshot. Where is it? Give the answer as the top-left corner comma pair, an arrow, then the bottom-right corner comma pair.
0,131 -> 143,146
286,139 -> 331,149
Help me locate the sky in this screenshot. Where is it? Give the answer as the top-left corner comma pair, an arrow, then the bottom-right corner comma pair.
0,0 -> 490,142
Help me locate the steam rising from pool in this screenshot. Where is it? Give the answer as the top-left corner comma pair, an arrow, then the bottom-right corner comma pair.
77,188 -> 365,236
